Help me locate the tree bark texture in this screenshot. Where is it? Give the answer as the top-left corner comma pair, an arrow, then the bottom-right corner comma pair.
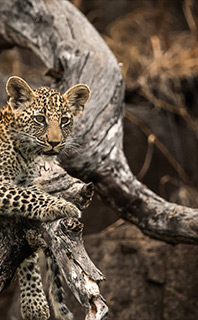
0,162 -> 108,319
0,0 -> 196,244
0,0 -> 198,303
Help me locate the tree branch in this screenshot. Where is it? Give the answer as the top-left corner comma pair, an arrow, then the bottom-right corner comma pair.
0,2 -> 198,314
42,218 -> 108,320
0,164 -> 108,319
94,149 -> 198,244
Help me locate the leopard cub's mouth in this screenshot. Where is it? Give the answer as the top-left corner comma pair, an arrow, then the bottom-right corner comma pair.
43,150 -> 59,155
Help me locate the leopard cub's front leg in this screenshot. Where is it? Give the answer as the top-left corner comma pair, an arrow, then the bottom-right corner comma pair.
0,183 -> 81,221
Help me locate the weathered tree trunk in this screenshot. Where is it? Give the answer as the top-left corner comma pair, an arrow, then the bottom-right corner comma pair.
1,0 -> 198,317
0,0 -> 197,244
0,163 -> 94,292
0,164 -> 108,319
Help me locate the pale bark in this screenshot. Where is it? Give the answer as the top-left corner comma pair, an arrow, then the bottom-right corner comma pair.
0,164 -> 108,319
0,0 -> 198,317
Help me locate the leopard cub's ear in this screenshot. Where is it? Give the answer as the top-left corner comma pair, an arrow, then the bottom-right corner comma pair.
63,84 -> 90,117
6,76 -> 35,109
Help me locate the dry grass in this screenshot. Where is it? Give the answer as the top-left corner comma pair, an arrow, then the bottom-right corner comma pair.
101,0 -> 198,204
104,2 -> 198,88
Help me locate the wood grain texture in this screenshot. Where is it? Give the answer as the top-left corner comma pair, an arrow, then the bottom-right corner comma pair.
0,163 -> 108,319
0,1 -> 198,315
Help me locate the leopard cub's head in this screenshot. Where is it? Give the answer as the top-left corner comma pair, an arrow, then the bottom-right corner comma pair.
6,76 -> 90,155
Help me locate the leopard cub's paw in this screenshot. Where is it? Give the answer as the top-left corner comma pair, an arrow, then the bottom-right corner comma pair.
49,200 -> 81,220
63,202 -> 81,218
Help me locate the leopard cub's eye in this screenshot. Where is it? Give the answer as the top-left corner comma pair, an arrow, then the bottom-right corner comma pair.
34,115 -> 46,125
61,116 -> 71,126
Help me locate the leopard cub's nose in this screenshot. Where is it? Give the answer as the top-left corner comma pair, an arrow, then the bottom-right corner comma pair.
48,141 -> 60,148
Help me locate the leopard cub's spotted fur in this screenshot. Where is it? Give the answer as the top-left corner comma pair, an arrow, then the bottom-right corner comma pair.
0,76 -> 90,320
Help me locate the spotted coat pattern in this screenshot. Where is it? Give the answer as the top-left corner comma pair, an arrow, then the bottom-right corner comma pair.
0,76 -> 90,320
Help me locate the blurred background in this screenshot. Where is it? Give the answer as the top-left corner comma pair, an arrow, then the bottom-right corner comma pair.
1,0 -> 198,319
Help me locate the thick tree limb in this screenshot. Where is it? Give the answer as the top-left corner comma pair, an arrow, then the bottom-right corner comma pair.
42,218 -> 108,320
0,1 -> 198,311
0,0 -> 196,244
0,164 -> 108,319
0,163 -> 94,289
94,150 -> 198,244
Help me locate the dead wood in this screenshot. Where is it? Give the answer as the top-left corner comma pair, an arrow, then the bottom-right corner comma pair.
0,0 -> 198,317
0,163 -> 108,319
42,218 -> 108,320
0,0 -> 196,244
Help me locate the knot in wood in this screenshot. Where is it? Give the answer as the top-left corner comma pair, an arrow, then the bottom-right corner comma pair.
61,217 -> 83,233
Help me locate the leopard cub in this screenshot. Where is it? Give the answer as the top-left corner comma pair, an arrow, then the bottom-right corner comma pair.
0,76 -> 90,319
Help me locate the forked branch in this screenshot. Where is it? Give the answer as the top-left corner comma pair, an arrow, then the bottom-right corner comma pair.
0,2 -> 198,315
